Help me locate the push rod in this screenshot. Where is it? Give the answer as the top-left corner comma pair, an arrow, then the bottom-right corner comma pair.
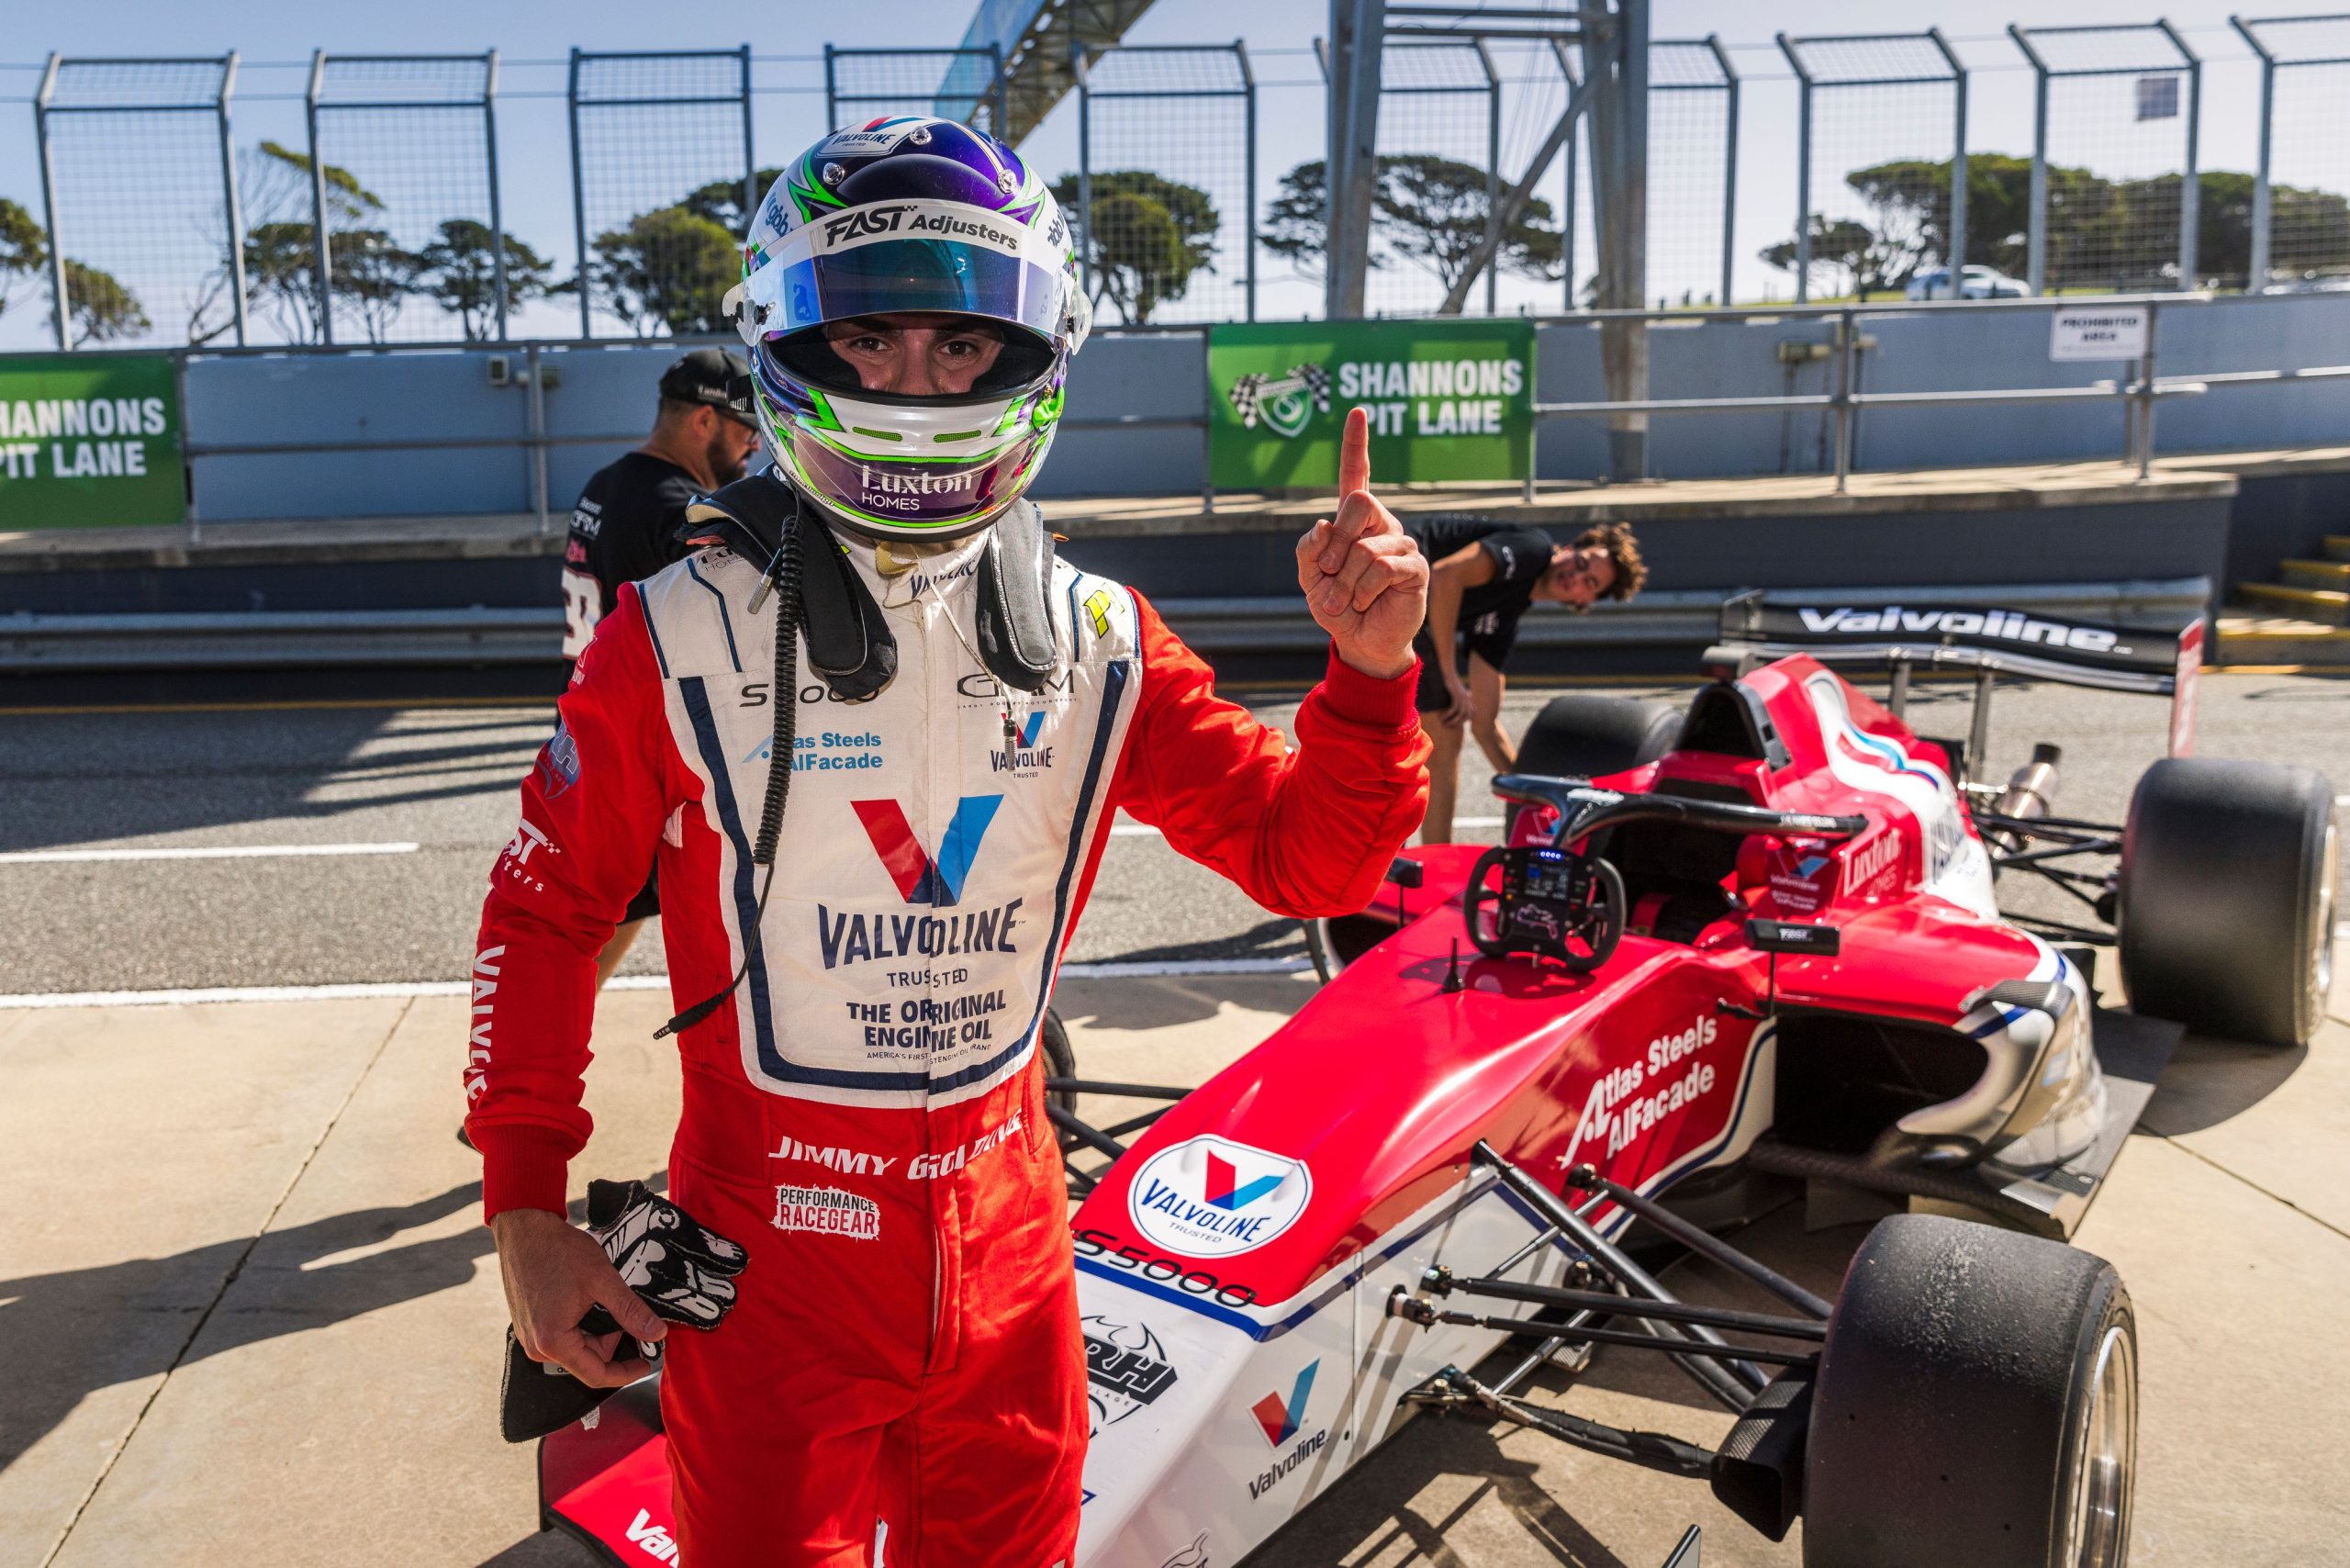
1473,1140 -> 1766,1404
1046,1104 -> 1127,1160
1439,1366 -> 1720,1480
1044,1077 -> 1191,1100
1564,1164 -> 1835,1319
1431,1271 -> 1827,1340
1408,1305 -> 1818,1367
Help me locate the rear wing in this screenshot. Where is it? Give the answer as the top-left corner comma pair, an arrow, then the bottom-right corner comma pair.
1706,590 -> 2204,758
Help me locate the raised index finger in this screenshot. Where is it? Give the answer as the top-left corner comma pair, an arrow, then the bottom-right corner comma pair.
1338,405 -> 1371,498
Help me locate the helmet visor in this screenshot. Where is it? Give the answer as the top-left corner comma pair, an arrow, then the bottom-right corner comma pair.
760,241 -> 1069,343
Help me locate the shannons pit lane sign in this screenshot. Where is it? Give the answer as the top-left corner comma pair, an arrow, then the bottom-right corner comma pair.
0,354 -> 185,528
1208,319 -> 1535,488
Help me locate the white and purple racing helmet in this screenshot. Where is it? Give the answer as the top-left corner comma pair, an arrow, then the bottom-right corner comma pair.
728,117 -> 1091,541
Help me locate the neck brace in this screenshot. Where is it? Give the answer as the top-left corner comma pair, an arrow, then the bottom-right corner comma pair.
681,474 -> 1061,699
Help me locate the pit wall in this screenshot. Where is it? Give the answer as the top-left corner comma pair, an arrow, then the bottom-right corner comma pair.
179,294 -> 2350,524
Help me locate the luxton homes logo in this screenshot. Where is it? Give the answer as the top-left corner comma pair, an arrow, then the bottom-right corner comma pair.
1247,1360 -> 1327,1502
1127,1135 -> 1313,1259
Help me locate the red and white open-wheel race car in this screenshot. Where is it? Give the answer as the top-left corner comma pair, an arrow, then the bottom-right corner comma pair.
540,595 -> 2336,1568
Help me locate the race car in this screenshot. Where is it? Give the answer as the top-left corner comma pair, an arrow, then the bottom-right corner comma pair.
538,597 -> 2333,1568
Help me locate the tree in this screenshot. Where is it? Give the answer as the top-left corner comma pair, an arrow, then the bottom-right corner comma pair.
682,168 -> 783,237
590,207 -> 739,335
1047,171 -> 1219,325
1260,157 -> 1562,305
1759,216 -> 1880,298
1,198 -> 48,324
414,218 -> 563,340
58,260 -> 149,346
196,140 -> 388,344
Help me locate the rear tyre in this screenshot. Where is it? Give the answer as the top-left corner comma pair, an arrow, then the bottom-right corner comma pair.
1805,1214 -> 2135,1568
1505,695 -> 1683,842
2117,756 -> 2336,1046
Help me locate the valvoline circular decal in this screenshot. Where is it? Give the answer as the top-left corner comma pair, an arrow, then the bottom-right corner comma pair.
1125,1135 -> 1314,1260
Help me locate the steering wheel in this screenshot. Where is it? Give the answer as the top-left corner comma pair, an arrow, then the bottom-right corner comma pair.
1464,845 -> 1627,972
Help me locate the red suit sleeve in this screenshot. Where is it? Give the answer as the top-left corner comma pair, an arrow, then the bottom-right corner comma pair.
465,587 -> 685,1221
1113,591 -> 1431,917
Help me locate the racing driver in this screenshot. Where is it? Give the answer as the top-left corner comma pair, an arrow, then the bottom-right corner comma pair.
464,118 -> 1432,1565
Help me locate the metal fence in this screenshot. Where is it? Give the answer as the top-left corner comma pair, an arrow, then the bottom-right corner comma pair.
825,47 -> 1008,140
33,55 -> 245,349
567,47 -> 753,341
1074,44 -> 1255,326
2012,23 -> 2201,294
307,52 -> 503,345
1780,32 -> 1966,306
16,16 -> 2350,353
2234,13 -> 2350,290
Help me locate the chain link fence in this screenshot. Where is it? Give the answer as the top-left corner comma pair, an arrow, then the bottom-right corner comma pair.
2012,23 -> 2200,294
1780,33 -> 1966,306
307,53 -> 503,345
33,54 -> 245,349
1072,45 -> 1253,326
1341,39 -> 1501,318
567,48 -> 754,341
825,48 -> 1008,140
2235,14 -> 2350,291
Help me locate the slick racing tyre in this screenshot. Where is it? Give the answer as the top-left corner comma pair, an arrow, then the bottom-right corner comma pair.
2117,756 -> 2337,1046
1505,695 -> 1683,843
1804,1215 -> 2136,1568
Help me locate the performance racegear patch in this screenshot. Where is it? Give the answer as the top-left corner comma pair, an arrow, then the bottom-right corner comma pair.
773,1182 -> 882,1239
591,1179 -> 751,1329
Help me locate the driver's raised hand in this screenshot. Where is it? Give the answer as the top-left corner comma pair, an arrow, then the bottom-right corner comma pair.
492,1206 -> 668,1388
1295,406 -> 1429,680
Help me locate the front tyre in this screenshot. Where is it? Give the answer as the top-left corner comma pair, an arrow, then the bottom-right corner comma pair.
1804,1214 -> 2136,1568
2118,756 -> 2336,1046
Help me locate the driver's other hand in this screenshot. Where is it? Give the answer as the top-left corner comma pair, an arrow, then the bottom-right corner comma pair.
491,1206 -> 667,1388
1442,685 -> 1472,727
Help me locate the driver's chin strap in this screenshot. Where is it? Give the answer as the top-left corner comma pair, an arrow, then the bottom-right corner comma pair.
656,476 -> 1060,1039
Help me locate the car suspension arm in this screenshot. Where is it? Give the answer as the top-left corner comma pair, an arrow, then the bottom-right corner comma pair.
1416,1269 -> 1827,1341
1562,1164 -> 1834,1320
1472,1141 -> 1768,1408
1394,1296 -> 1817,1367
1428,1365 -> 1718,1480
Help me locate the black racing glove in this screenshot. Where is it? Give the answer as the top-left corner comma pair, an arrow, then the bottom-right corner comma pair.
498,1180 -> 750,1443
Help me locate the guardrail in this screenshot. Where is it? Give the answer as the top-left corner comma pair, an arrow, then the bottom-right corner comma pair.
0,578 -> 2212,672
147,289 -> 2350,537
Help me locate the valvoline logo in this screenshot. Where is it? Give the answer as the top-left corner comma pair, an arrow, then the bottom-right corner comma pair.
1015,711 -> 1046,747
1252,1361 -> 1317,1447
1127,1135 -> 1313,1260
853,796 -> 1001,907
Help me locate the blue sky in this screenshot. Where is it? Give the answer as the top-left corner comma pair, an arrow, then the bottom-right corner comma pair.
0,0 -> 2303,347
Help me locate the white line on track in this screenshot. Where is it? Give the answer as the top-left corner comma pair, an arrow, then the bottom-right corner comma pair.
0,958 -> 1315,1010
0,842 -> 420,866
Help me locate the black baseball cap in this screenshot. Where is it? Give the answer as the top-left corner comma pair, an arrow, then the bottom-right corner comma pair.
660,348 -> 756,429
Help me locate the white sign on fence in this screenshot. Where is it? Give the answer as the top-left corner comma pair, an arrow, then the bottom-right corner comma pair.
2050,306 -> 2150,362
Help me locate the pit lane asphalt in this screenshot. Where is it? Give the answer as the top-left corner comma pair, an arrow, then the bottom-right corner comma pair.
2,670 -> 2347,998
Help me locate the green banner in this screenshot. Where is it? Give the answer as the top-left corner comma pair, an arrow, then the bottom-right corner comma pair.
1207,319 -> 1535,489
0,354 -> 185,529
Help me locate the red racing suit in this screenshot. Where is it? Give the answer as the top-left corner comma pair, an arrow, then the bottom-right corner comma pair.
465,530 -> 1429,1566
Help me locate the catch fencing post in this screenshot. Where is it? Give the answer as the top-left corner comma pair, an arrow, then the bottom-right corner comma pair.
1709,35 -> 1738,309
739,45 -> 756,239
2160,20 -> 2201,287
1477,37 -> 1501,315
528,341 -> 551,535
486,50 -> 509,340
1777,34 -> 1810,304
1074,36 -> 1091,300
1240,41 -> 1258,322
218,51 -> 249,347
823,45 -> 839,130
34,53 -> 68,352
567,49 -> 590,340
2012,25 -> 2049,295
306,51 -> 333,345
1929,28 -> 1967,297
2233,15 -> 2275,290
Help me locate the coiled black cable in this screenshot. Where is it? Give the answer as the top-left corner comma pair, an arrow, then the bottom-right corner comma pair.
656,511 -> 800,1040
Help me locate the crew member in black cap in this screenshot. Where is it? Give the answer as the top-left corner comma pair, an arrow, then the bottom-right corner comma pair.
559,347 -> 761,983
